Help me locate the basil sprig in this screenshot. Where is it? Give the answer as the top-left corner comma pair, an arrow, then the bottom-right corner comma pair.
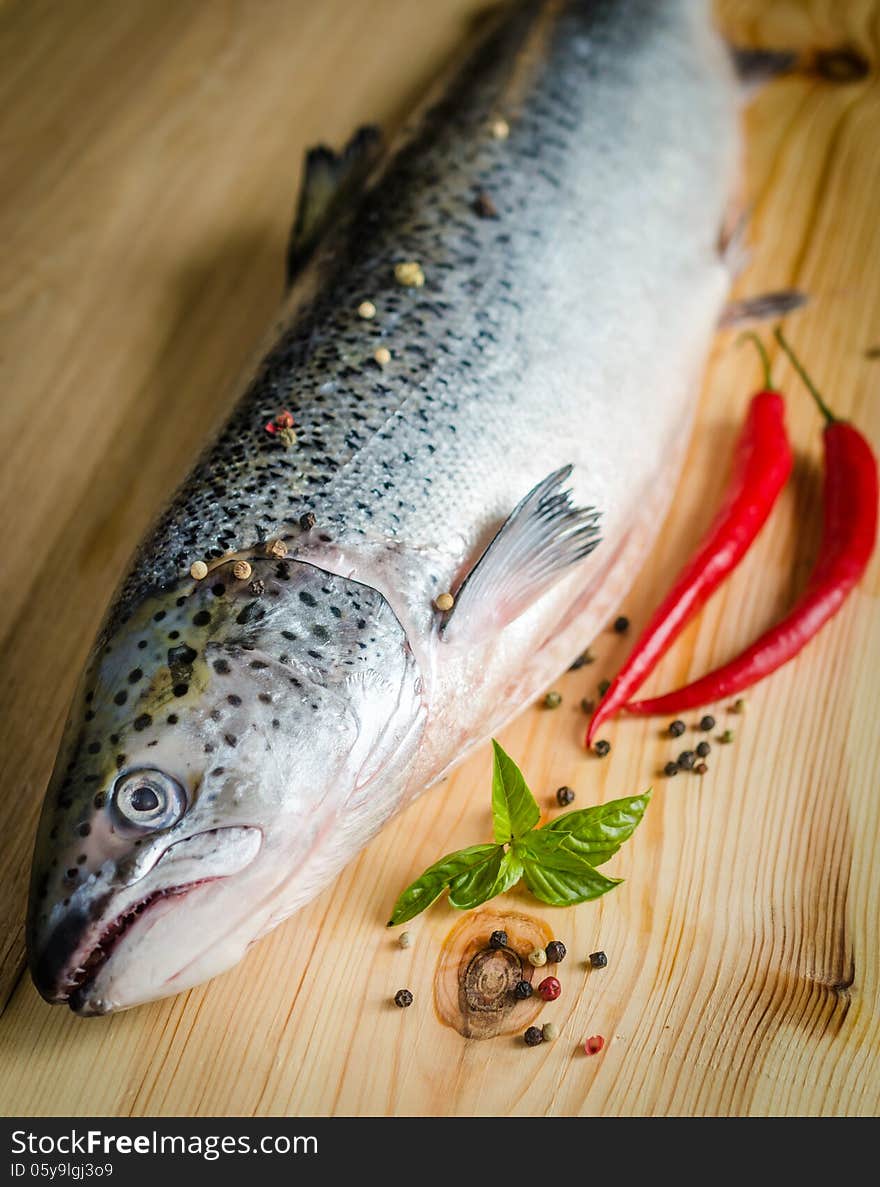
388,740 -> 650,926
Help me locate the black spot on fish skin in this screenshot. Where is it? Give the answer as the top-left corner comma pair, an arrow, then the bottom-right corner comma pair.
236,602 -> 260,626
133,714 -> 152,731
173,683 -> 189,698
168,644 -> 198,681
128,668 -> 143,684
193,610 -> 211,627
114,690 -> 128,706
224,734 -> 237,748
213,659 -> 231,674
227,694 -> 242,706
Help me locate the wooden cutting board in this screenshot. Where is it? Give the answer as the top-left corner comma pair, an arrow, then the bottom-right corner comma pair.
0,0 -> 877,1117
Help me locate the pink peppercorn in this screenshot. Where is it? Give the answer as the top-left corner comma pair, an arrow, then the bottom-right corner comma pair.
584,1035 -> 605,1055
537,976 -> 561,1001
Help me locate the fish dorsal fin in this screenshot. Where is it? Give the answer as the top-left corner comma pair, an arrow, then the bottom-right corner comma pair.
440,466 -> 601,643
286,124 -> 383,285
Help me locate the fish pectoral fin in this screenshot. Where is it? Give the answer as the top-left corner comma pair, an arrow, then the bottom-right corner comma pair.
286,125 -> 384,285
440,466 -> 600,644
719,290 -> 808,328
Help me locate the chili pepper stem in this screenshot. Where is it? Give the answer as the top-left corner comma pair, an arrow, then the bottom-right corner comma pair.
774,326 -> 838,424
737,330 -> 775,390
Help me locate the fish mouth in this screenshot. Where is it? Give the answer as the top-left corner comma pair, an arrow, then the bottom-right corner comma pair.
30,824 -> 263,1014
66,880 -> 213,1015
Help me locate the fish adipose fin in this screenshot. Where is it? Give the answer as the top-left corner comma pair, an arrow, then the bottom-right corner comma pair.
440,466 -> 600,643
286,124 -> 383,284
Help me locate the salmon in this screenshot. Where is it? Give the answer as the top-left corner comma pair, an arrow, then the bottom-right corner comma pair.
27,0 -> 738,1013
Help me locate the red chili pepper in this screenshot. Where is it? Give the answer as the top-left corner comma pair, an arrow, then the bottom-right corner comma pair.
626,329 -> 878,716
586,335 -> 793,746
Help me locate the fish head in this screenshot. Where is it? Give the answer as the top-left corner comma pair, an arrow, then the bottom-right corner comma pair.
27,553 -> 425,1014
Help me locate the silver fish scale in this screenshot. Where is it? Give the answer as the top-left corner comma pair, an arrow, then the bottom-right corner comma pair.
113,0 -> 731,625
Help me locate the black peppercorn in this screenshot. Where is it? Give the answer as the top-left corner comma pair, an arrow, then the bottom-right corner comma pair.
556,785 -> 575,807
580,697 -> 595,714
598,679 -> 611,698
613,615 -> 630,633
524,1026 -> 544,1047
696,740 -> 711,758
394,989 -> 413,1008
489,929 -> 508,950
299,511 -> 316,531
668,719 -> 686,737
594,739 -> 611,757
664,761 -> 679,777
699,715 -> 716,731
514,979 -> 533,1000
569,650 -> 595,670
543,690 -> 562,709
589,951 -> 608,968
677,750 -> 696,771
545,940 -> 567,964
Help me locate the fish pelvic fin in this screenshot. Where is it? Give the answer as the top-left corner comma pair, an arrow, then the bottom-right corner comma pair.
440,466 -> 600,643
286,124 -> 384,285
719,290 -> 808,328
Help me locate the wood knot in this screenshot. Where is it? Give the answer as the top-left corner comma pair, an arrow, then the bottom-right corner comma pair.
463,947 -> 522,1013
434,909 -> 554,1039
813,46 -> 870,83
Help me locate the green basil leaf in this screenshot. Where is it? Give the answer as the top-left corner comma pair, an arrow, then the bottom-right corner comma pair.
388,843 -> 502,925
541,790 -> 652,867
491,739 -> 540,842
448,846 -> 523,910
516,830 -> 622,906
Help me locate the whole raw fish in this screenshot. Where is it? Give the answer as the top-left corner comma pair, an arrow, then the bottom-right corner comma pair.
28,0 -> 737,1013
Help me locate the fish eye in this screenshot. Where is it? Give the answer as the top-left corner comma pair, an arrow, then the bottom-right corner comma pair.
111,769 -> 187,832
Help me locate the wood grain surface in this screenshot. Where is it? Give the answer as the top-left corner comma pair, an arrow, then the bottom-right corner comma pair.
0,0 -> 878,1117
